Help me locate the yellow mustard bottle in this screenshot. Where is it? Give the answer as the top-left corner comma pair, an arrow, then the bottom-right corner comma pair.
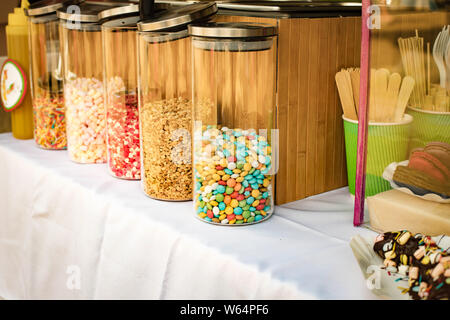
6,0 -> 33,139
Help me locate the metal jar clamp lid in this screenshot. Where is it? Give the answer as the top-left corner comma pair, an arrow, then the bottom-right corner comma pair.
26,0 -> 82,17
57,1 -> 131,22
98,3 -> 139,20
99,2 -> 170,24
188,22 -> 277,38
101,14 -> 140,29
137,2 -> 217,32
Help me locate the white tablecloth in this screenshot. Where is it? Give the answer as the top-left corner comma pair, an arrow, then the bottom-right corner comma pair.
0,133 -> 378,300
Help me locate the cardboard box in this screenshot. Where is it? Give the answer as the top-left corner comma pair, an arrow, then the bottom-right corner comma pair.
367,190 -> 450,236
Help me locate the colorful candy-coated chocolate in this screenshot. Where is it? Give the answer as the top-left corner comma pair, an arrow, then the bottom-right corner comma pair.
195,126 -> 274,225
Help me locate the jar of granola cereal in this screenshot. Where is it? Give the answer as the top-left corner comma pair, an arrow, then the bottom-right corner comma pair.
137,2 -> 217,200
189,22 -> 278,225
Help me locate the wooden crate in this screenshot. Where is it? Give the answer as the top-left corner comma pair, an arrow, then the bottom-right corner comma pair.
216,14 -> 362,204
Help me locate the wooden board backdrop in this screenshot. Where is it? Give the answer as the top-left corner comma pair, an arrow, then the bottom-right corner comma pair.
216,14 -> 362,204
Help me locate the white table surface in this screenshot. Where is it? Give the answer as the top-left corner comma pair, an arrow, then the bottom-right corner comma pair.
0,133 -> 378,300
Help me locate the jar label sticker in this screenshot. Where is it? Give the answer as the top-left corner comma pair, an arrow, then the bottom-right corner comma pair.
1,59 -> 28,112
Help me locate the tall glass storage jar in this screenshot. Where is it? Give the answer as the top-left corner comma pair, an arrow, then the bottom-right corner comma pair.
27,0 -> 70,150
101,3 -> 169,179
58,1 -> 128,163
137,3 -> 217,200
189,22 -> 278,225
102,8 -> 141,179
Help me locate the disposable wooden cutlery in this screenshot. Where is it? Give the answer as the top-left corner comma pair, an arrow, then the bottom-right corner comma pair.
336,68 -> 415,122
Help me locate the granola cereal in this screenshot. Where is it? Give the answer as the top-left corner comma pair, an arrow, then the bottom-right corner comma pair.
140,97 -> 192,200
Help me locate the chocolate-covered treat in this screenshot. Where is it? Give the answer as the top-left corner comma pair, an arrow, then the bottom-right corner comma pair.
373,230 -> 450,300
393,166 -> 450,198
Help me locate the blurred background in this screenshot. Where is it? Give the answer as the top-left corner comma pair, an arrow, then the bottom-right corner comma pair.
0,0 -> 351,56
0,0 -> 45,56
0,1 -> 21,56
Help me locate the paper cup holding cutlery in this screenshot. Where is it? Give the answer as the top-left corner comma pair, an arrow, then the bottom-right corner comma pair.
407,106 -> 450,152
343,115 -> 413,197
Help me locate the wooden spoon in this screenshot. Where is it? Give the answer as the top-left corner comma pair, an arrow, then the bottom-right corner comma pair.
335,70 -> 358,120
394,76 -> 415,122
385,73 -> 401,122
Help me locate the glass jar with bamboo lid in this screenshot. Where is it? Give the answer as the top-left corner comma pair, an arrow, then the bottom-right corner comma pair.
26,0 -> 76,150
189,22 -> 278,225
57,1 -> 130,163
137,2 -> 217,201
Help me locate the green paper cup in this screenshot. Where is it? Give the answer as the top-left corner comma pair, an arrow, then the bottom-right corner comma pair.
406,106 -> 450,152
343,114 -> 413,197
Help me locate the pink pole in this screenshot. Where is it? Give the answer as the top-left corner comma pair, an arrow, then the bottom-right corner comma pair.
354,0 -> 371,226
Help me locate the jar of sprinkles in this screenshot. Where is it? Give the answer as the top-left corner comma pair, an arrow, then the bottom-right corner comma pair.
26,0 -> 71,150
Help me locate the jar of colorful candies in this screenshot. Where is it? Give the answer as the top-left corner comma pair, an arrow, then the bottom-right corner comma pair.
27,0 -> 72,149
137,3 -> 217,200
57,1 -> 128,163
189,22 -> 278,225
